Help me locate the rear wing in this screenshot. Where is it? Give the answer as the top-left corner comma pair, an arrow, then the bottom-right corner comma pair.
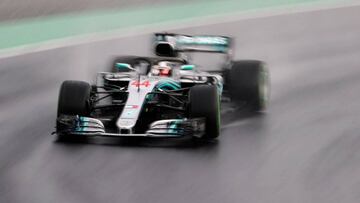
154,33 -> 233,57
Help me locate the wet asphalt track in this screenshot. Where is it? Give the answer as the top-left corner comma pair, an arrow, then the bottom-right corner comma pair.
1,5 -> 360,203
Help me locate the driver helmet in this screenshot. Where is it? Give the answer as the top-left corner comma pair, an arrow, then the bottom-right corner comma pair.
151,61 -> 172,77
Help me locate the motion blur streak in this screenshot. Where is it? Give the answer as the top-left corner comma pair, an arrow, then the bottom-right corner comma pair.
1,4 -> 360,203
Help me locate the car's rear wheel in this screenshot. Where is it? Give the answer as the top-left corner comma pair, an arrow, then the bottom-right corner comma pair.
189,85 -> 220,139
228,60 -> 270,111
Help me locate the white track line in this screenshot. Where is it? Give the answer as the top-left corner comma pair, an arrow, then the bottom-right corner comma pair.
0,0 -> 359,59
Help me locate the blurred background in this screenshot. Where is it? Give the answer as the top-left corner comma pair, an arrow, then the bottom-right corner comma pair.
1,0 -> 360,203
0,0 -> 197,21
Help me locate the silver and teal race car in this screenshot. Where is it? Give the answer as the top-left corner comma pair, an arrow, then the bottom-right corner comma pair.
55,33 -> 270,140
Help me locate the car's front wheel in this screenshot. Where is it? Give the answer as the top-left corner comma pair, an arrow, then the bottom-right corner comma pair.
56,80 -> 92,134
189,85 -> 220,139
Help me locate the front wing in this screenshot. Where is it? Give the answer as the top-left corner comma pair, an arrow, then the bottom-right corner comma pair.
56,115 -> 206,138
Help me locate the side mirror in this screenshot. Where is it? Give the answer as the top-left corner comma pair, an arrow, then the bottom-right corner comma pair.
180,65 -> 195,71
115,63 -> 135,71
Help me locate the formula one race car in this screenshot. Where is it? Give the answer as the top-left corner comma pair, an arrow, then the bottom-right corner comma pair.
55,33 -> 270,140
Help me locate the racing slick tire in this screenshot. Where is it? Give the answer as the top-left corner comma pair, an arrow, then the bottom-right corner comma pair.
57,80 -> 91,117
189,85 -> 220,139
228,60 -> 270,111
56,80 -> 91,137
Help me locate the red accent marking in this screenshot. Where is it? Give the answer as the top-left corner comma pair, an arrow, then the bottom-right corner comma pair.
131,80 -> 151,87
